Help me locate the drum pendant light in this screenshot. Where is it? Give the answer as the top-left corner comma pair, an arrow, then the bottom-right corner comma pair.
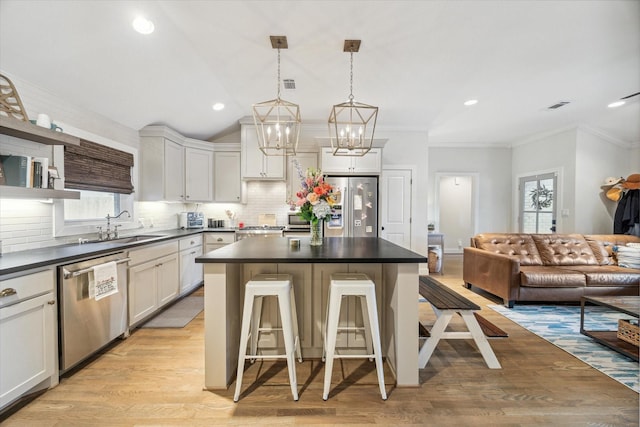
252,36 -> 301,156
328,40 -> 378,156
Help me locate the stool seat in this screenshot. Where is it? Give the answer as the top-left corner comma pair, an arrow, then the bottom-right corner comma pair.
234,274 -> 301,402
323,273 -> 387,400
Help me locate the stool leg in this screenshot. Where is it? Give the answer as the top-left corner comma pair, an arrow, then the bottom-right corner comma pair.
249,296 -> 264,363
365,288 -> 387,400
234,290 -> 255,402
322,285 -> 331,363
359,295 -> 374,361
323,288 -> 342,400
278,291 -> 299,401
290,285 -> 303,363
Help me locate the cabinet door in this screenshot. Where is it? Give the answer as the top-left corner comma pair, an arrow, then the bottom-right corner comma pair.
157,253 -> 180,308
0,292 -> 55,409
241,127 -> 284,180
180,246 -> 203,296
185,147 -> 213,202
287,152 -> 317,199
164,139 -> 185,200
264,154 -> 285,179
353,148 -> 381,173
214,152 -> 241,202
128,260 -> 158,326
321,148 -> 353,173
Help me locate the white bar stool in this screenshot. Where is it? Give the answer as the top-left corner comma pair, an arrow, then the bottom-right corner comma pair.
322,273 -> 387,400
234,274 -> 302,402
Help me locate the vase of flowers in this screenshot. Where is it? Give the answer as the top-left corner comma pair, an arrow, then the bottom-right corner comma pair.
290,160 -> 335,246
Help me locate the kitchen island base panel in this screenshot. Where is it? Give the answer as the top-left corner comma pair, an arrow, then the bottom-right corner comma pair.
203,262 -> 420,390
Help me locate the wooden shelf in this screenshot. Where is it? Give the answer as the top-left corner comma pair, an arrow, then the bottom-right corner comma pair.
0,185 -> 80,200
0,116 -> 80,146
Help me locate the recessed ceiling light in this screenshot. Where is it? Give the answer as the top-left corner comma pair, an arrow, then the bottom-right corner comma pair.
132,16 -> 154,35
464,99 -> 478,106
607,100 -> 625,108
212,103 -> 225,111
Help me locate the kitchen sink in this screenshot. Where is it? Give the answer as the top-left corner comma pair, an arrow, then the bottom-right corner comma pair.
112,234 -> 166,243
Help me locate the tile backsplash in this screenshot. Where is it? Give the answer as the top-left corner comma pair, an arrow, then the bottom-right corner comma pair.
0,180 -> 294,254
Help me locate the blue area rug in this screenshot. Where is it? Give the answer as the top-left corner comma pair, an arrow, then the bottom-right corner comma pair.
489,304 -> 639,393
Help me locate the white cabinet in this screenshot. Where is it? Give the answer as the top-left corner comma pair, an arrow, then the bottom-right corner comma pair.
321,147 -> 382,174
214,151 -> 242,202
139,126 -> 214,202
185,147 -> 214,202
179,235 -> 204,296
128,241 -> 180,326
204,232 -> 235,254
287,152 -> 317,200
0,268 -> 57,410
241,126 -> 285,180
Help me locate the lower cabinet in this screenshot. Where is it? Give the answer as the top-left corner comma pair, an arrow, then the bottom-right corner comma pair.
179,235 -> 203,296
128,241 -> 180,327
204,231 -> 235,254
0,268 -> 57,410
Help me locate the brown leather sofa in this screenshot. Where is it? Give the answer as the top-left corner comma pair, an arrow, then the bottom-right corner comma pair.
463,233 -> 640,307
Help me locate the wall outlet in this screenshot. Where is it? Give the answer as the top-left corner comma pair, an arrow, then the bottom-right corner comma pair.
138,218 -> 146,228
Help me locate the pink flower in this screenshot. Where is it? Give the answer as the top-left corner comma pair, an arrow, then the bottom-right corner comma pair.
307,192 -> 319,204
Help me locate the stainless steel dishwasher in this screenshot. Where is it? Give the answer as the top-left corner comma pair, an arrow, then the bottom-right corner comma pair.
58,252 -> 130,373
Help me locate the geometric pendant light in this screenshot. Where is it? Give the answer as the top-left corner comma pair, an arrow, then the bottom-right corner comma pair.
252,36 -> 301,156
328,40 -> 378,156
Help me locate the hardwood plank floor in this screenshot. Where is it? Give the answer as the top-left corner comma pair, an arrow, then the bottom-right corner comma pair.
2,255 -> 638,426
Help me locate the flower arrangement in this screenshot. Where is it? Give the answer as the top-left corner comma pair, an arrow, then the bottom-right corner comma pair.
289,160 -> 336,225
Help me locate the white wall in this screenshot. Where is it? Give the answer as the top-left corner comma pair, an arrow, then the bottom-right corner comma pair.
511,128 -> 577,232
428,146 -> 512,233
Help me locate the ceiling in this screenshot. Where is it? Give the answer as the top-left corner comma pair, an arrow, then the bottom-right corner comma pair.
1,0 -> 639,146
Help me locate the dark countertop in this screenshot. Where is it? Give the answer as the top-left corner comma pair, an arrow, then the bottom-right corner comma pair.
196,237 -> 427,264
0,227 -> 235,276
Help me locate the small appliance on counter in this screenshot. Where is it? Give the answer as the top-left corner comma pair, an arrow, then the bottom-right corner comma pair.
287,212 -> 310,229
179,212 -> 204,229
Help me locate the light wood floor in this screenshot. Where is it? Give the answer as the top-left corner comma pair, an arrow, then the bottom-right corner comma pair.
2,255 -> 638,426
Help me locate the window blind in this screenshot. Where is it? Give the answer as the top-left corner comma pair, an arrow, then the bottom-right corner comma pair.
64,139 -> 134,194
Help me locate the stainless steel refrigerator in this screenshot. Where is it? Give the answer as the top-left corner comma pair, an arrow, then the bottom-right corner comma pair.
324,176 -> 378,237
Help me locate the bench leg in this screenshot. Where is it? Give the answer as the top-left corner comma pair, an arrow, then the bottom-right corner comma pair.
418,310 -> 453,368
459,311 -> 501,369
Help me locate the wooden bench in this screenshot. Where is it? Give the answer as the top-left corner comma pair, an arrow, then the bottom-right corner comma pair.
418,275 -> 501,369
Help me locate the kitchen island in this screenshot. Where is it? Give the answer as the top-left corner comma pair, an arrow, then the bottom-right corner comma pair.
196,236 -> 428,389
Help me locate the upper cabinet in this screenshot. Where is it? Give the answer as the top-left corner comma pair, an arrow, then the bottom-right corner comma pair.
0,116 -> 80,199
241,126 -> 285,180
214,151 -> 241,202
139,126 -> 214,202
320,147 -> 382,174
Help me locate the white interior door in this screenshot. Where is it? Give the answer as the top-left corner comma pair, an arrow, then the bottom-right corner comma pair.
380,169 -> 412,249
519,172 -> 557,233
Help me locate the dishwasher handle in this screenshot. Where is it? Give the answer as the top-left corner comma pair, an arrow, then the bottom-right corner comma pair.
62,257 -> 131,279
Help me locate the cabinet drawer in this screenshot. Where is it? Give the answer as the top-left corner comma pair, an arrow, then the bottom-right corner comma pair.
0,269 -> 54,308
205,232 -> 235,245
128,241 -> 180,266
179,235 -> 203,251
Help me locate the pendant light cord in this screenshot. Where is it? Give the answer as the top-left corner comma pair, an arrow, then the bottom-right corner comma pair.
276,46 -> 281,101
349,50 -> 354,103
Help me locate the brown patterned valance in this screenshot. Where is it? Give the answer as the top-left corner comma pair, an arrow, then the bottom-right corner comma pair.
64,139 -> 134,194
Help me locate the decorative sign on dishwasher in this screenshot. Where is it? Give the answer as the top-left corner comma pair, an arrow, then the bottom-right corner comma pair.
90,261 -> 119,301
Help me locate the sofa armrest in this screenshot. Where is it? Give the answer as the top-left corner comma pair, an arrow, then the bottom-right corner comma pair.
463,247 -> 521,307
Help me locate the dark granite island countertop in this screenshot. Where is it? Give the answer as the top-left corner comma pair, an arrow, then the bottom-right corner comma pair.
195,236 -> 427,264
197,236 -> 427,391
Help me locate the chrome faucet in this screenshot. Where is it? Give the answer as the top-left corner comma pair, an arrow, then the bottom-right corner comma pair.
104,210 -> 131,240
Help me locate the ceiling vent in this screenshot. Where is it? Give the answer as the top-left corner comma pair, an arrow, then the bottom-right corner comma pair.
283,79 -> 296,90
547,101 -> 570,110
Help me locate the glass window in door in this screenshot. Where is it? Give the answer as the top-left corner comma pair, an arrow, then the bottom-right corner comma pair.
519,173 -> 557,233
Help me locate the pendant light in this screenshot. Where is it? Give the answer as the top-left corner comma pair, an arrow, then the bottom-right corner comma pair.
328,40 -> 378,156
252,36 -> 301,156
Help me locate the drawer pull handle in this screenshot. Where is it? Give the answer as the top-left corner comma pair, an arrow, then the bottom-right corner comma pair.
0,288 -> 17,298
217,238 -> 223,242
48,300 -> 56,305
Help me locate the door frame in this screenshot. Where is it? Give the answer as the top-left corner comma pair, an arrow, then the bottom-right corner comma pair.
434,172 -> 480,253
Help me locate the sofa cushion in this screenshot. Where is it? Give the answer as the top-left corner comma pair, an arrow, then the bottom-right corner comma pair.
520,266 -> 586,288
584,235 -> 640,265
557,265 -> 640,287
531,234 -> 599,266
473,233 -> 542,266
